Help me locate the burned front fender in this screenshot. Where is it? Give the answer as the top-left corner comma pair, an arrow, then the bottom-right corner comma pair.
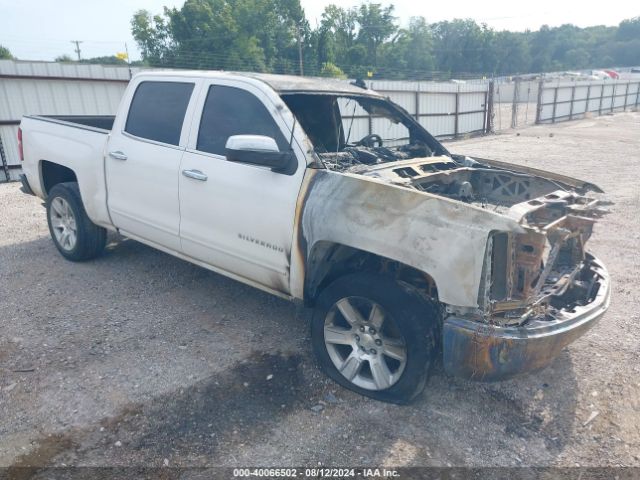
295,169 -> 524,308
442,256 -> 610,381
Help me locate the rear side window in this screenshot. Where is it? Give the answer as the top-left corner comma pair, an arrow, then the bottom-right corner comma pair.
197,85 -> 289,156
125,81 -> 194,146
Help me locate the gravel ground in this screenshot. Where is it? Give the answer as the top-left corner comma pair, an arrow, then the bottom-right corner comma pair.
1,112 -> 639,471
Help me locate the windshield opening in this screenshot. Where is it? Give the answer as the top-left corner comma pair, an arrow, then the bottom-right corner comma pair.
281,93 -> 447,171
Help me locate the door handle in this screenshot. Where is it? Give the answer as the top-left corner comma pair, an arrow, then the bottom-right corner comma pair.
182,169 -> 208,181
109,151 -> 128,161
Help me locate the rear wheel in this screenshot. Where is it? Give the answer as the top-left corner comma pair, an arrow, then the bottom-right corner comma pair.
311,273 -> 438,404
46,182 -> 106,261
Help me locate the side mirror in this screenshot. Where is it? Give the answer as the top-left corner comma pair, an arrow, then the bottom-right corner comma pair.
225,135 -> 294,173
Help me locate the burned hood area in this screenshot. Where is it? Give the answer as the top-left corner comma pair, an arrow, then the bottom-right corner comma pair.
286,91 -> 609,328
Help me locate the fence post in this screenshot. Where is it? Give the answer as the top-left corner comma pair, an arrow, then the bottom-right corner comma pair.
611,82 -> 617,113
585,84 -> 592,115
486,80 -> 495,133
598,83 -> 604,115
623,82 -> 630,111
454,86 -> 460,138
568,85 -> 576,121
414,90 -> 420,121
636,81 -> 640,108
551,87 -> 559,124
535,78 -> 544,124
0,133 -> 10,182
510,78 -> 520,128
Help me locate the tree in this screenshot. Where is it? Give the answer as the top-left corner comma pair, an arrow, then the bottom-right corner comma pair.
430,19 -> 494,74
317,5 -> 358,68
131,0 -> 307,72
0,45 -> 14,60
55,54 -> 74,62
319,62 -> 346,78
131,9 -> 173,65
355,3 -> 397,65
378,17 -> 434,79
130,3 -> 640,78
492,31 -> 531,75
617,17 -> 640,41
80,56 -> 128,65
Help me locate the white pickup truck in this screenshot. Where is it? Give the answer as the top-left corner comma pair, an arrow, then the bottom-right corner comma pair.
18,71 -> 611,403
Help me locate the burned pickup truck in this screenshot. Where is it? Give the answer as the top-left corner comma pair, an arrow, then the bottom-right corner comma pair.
19,72 -> 610,403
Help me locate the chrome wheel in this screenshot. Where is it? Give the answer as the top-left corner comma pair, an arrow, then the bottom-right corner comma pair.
324,296 -> 407,391
49,197 -> 77,252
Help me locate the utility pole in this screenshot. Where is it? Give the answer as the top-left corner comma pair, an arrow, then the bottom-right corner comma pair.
71,40 -> 83,61
296,25 -> 304,76
125,42 -> 132,80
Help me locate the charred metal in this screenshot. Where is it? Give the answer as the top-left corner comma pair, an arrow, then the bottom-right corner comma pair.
282,87 -> 611,382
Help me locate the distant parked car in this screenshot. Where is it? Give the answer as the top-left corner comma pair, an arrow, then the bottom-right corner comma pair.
590,70 -> 611,80
604,70 -> 619,80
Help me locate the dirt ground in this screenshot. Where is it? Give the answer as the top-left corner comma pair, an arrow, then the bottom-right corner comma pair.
1,112 -> 639,472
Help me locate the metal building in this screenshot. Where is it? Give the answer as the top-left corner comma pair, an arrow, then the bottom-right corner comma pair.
0,60 -> 131,181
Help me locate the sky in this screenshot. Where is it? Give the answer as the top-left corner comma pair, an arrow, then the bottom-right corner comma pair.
0,0 -> 638,62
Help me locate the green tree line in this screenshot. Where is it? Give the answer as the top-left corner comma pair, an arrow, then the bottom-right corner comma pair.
129,1 -> 640,79
2,2 -> 639,79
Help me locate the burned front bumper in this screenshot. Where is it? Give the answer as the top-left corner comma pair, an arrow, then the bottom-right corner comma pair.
442,256 -> 610,381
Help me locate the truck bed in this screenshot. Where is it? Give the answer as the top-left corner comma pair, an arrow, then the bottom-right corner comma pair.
19,114 -> 114,227
28,115 -> 115,132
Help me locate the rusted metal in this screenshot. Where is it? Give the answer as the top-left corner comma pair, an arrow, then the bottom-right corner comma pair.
443,258 -> 610,380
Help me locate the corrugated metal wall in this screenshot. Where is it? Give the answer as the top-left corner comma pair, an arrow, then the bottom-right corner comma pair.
0,60 -> 490,181
0,60 -> 130,180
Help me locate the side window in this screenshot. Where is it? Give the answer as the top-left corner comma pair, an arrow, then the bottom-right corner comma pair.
197,85 -> 289,156
125,81 -> 194,146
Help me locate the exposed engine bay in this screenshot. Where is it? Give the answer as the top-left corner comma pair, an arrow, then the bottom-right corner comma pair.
318,143 -> 436,171
344,154 -> 589,212
348,153 -> 610,327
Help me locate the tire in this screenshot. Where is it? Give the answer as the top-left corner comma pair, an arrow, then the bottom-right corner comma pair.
46,182 -> 107,262
311,272 -> 438,404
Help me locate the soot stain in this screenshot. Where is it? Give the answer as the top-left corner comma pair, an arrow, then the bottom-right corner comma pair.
99,352 -> 306,460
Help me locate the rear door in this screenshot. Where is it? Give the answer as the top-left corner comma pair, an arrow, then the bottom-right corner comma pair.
178,80 -> 306,294
106,78 -> 198,251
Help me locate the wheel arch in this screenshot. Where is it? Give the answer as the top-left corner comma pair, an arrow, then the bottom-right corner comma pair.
304,241 -> 440,307
40,160 -> 78,197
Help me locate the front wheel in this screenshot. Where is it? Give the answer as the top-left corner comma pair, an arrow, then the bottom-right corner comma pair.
46,182 -> 106,262
311,273 -> 438,404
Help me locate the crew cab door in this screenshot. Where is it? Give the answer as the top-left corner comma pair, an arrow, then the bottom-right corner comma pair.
106,78 -> 198,251
179,81 -> 305,294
